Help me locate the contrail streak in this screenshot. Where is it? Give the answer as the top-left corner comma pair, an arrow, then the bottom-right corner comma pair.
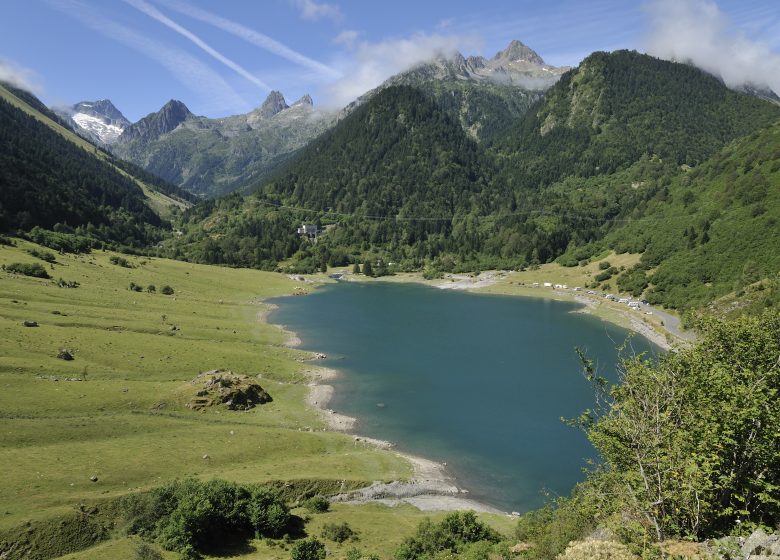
123,0 -> 271,90
158,0 -> 341,79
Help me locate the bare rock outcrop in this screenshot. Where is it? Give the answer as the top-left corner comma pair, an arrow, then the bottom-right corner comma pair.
187,370 -> 272,411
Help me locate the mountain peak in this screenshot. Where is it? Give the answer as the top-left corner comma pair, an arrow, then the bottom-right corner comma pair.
160,99 -> 192,116
73,99 -> 127,122
65,99 -> 130,145
293,94 -> 313,107
493,40 -> 544,65
118,99 -> 193,143
257,91 -> 289,118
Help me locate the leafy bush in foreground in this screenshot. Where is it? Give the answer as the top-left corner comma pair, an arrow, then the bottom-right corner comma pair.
395,511 -> 500,560
581,310 -> 780,541
120,479 -> 291,559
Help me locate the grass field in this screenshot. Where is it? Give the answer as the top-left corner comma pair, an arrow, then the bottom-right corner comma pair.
0,239 -> 422,552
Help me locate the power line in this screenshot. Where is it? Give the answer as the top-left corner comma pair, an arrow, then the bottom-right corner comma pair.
250,196 -> 703,227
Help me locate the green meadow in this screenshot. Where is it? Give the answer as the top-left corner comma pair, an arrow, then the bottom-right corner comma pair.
0,239 -> 434,555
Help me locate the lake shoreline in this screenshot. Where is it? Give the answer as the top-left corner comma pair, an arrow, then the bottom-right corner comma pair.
263,268 -> 676,515
360,270 -> 682,351
265,299 -> 507,514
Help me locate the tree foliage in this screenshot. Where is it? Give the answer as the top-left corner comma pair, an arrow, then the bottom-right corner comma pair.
394,511 -> 500,560
581,311 -> 780,540
0,88 -> 171,248
119,479 -> 291,559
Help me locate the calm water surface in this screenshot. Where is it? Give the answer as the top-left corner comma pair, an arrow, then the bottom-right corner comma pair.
269,281 -> 657,512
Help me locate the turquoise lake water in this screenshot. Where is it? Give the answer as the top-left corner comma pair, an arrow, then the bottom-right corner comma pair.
269,281 -> 657,512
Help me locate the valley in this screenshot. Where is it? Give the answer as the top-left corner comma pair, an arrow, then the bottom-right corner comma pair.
1,4 -> 780,557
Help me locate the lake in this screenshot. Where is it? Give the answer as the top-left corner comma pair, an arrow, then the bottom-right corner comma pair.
269,281 -> 658,513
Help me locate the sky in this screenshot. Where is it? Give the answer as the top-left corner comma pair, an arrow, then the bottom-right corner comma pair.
0,0 -> 778,121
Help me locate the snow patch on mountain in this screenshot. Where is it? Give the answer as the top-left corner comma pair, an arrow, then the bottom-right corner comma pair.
71,112 -> 126,144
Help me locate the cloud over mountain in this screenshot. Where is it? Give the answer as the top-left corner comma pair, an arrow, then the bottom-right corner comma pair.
644,0 -> 780,95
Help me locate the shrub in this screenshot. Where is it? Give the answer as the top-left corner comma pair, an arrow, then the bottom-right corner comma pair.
160,285 -> 174,295
557,540 -> 638,560
147,285 -> 156,293
129,282 -> 143,292
27,248 -> 57,263
598,261 -> 611,270
57,278 -> 80,288
291,537 -> 326,560
110,255 -> 133,268
303,495 -> 329,513
133,541 -> 164,560
395,512 -> 500,560
27,226 -> 94,253
119,479 -> 291,557
322,521 -> 355,543
3,262 -> 50,278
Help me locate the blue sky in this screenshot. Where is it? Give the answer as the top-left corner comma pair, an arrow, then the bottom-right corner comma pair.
0,0 -> 778,121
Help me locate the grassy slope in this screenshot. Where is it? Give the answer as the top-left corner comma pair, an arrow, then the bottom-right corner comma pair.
0,240 -> 410,533
0,85 -> 188,218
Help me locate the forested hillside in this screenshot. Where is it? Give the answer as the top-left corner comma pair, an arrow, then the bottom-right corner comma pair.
168,86 -> 526,271
0,83 -> 188,248
495,50 -> 780,189
168,52 -> 779,291
601,120 -> 780,310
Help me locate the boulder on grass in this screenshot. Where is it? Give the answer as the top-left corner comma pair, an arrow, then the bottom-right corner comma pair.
188,370 -> 272,411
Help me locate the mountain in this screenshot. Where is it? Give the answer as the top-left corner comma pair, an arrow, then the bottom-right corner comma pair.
495,50 -> 780,189
112,91 -> 335,199
118,99 -> 193,143
261,86 -> 494,218
111,40 -> 560,197
0,82 -> 191,248
167,86 -> 501,270
391,39 -> 566,88
166,50 -> 780,291
54,99 -> 130,145
361,39 -> 568,142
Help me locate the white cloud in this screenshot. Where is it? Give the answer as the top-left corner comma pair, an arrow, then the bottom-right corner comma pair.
644,0 -> 780,95
157,0 -> 340,79
122,0 -> 271,91
289,0 -> 342,22
323,33 -> 477,108
333,29 -> 360,48
0,59 -> 42,94
48,0 -> 248,114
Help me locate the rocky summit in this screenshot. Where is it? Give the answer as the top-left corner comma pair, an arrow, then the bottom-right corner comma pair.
118,99 -> 194,143
55,98 -> 130,145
